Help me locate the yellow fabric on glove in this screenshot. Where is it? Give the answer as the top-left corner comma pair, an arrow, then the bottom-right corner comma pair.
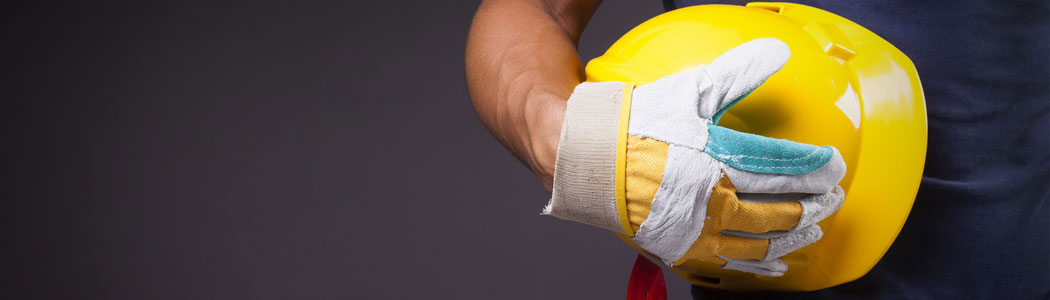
625,136 -> 667,233
624,136 -> 804,265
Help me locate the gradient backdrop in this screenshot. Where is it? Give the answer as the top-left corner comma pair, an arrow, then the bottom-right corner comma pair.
3,1 -> 699,299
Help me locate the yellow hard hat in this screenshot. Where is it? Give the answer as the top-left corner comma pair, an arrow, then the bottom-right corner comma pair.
588,2 -> 927,291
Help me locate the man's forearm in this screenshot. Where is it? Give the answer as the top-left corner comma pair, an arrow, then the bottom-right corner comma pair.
465,0 -> 601,191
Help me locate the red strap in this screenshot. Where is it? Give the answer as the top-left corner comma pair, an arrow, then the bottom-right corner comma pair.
627,254 -> 667,300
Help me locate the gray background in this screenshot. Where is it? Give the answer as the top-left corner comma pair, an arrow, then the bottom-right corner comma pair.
4,1 -> 697,299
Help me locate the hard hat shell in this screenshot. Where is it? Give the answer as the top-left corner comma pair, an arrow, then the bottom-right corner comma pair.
589,2 -> 927,291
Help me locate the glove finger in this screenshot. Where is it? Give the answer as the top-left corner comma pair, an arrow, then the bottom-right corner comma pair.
765,224 -> 823,260
721,224 -> 824,261
720,192 -> 803,234
708,127 -> 846,194
722,149 -> 845,194
722,186 -> 845,233
713,233 -> 770,261
717,255 -> 788,277
718,146 -> 848,193
795,186 -> 845,229
699,38 -> 791,120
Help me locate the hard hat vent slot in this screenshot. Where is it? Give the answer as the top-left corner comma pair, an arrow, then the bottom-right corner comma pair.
802,22 -> 857,63
695,275 -> 721,285
746,3 -> 785,14
825,43 -> 857,63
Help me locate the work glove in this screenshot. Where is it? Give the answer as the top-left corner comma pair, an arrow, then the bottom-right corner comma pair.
543,38 -> 846,277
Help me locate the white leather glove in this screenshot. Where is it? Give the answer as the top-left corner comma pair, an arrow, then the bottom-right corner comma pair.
544,38 -> 846,276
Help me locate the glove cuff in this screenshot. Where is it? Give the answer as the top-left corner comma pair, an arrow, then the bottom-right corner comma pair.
543,81 -> 635,235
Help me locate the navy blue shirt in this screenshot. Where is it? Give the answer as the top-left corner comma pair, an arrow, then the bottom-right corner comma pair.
662,0 -> 1050,298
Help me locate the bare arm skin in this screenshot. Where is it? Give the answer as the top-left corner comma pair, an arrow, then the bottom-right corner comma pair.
465,0 -> 602,192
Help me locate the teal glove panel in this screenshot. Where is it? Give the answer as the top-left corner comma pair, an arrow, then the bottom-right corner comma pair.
704,125 -> 834,175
